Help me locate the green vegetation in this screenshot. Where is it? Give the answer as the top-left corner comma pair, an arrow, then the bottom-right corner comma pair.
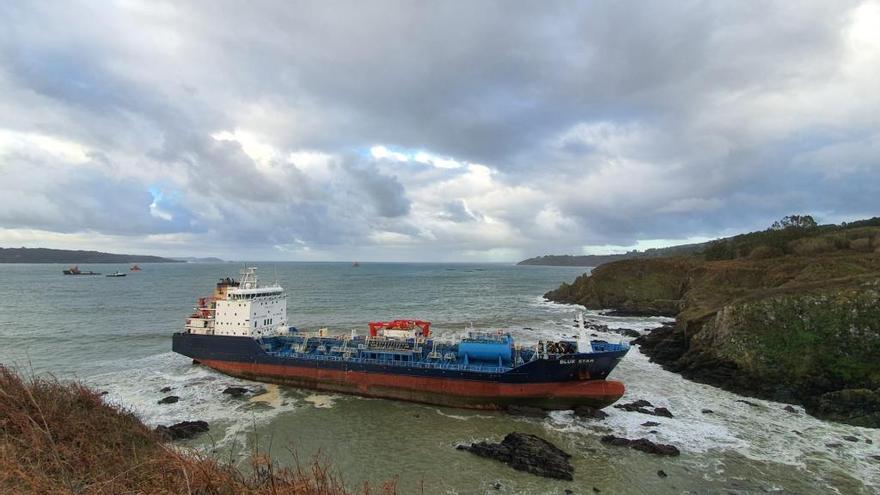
0,366 -> 394,494
545,216 -> 880,427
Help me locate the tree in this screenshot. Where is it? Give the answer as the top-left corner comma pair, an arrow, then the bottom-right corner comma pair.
770,214 -> 817,231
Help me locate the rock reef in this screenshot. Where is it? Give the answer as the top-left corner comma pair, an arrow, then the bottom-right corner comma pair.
457,432 -> 574,480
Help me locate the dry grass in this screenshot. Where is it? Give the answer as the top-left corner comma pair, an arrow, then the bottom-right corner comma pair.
0,366 -> 395,495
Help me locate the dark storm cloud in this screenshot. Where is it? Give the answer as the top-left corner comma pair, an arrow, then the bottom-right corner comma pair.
0,0 -> 877,260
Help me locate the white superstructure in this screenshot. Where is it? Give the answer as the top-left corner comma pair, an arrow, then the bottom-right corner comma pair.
184,267 -> 287,337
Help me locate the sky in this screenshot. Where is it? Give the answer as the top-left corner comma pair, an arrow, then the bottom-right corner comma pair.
0,1 -> 878,262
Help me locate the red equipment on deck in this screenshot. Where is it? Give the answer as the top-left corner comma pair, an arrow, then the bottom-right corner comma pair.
368,320 -> 431,337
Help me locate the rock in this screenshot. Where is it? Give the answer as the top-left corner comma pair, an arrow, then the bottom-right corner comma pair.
825,443 -> 842,448
649,430 -> 658,434
613,400 -> 673,418
158,395 -> 179,404
155,420 -> 209,440
807,389 -> 880,428
615,328 -> 641,338
222,386 -> 251,397
160,386 -> 172,393
491,481 -> 502,490
506,405 -> 548,418
574,406 -> 608,420
701,409 -> 714,414
867,439 -> 873,444
613,399 -> 654,414
564,490 -> 573,495
657,470 -> 668,478
652,407 -> 674,418
736,399 -> 760,407
593,488 -> 601,493
871,455 -> 880,461
792,430 -> 803,436
783,405 -> 797,413
842,435 -> 859,442
99,391 -> 109,396
600,435 -> 680,456
641,421 -> 660,427
457,432 -> 574,480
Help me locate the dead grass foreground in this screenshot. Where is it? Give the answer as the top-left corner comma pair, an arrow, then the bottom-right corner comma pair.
0,366 -> 396,495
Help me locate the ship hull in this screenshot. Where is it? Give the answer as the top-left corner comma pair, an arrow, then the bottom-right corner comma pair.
173,333 -> 627,410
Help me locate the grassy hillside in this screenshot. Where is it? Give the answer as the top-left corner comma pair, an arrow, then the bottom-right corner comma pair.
0,366 -> 393,494
545,218 -> 880,427
0,247 -> 182,263
517,242 -> 705,267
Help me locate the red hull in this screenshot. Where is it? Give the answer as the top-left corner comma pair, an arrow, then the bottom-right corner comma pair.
200,359 -> 625,410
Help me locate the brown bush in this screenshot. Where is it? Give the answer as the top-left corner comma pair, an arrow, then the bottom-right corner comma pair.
789,237 -> 840,255
747,245 -> 784,260
849,237 -> 872,252
0,366 -> 394,495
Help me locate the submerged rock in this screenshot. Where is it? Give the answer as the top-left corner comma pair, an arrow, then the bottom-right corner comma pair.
736,399 -> 760,407
614,399 -> 653,412
160,386 -> 172,393
783,405 -> 798,413
614,400 -> 673,418
657,470 -> 668,478
222,386 -> 250,397
157,395 -> 179,404
641,421 -> 660,427
701,409 -> 714,414
600,435 -> 680,456
457,432 -> 574,480
506,405 -> 548,418
574,406 -> 608,420
652,407 -> 674,418
155,420 -> 209,440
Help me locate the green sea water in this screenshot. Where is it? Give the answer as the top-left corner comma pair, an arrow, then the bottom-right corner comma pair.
0,262 -> 876,494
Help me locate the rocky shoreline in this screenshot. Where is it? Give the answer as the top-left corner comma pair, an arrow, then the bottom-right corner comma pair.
544,239 -> 880,428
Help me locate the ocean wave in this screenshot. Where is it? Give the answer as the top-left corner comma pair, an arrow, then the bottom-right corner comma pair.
86,352 -> 299,449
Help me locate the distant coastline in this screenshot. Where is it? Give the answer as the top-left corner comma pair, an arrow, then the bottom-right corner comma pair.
0,247 -> 183,264
517,243 -> 706,267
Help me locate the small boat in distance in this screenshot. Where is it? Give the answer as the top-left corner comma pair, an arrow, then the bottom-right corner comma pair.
62,266 -> 100,275
106,271 -> 127,277
130,264 -> 142,272
352,261 -> 360,267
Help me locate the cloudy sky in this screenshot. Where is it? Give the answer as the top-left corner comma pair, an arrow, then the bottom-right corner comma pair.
1,1 -> 878,261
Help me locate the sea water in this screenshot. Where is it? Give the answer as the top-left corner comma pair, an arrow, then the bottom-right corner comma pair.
0,262 -> 876,494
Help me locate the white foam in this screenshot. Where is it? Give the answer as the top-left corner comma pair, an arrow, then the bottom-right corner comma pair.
87,352 -> 298,448
529,313 -> 880,490
303,394 -> 337,408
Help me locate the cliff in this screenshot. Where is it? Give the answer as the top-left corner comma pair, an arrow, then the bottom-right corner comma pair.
545,223 -> 880,427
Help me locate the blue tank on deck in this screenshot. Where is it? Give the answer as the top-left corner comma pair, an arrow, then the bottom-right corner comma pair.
458,334 -> 513,364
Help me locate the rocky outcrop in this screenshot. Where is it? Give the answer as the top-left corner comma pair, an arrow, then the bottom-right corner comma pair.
600,435 -> 680,456
551,247 -> 880,428
457,432 -> 574,480
157,396 -> 179,404
545,257 -> 695,316
154,420 -> 209,440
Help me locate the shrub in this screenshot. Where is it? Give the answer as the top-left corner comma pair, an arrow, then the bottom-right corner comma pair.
0,366 -> 393,495
748,245 -> 784,259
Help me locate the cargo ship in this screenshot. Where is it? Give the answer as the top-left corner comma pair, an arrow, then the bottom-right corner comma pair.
172,268 -> 630,410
